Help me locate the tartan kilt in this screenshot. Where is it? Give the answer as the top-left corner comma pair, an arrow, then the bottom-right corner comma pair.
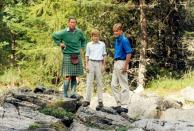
61,54 -> 84,77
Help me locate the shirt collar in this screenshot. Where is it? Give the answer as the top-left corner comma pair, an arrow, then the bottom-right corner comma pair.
116,33 -> 124,41
92,41 -> 100,44
66,27 -> 77,32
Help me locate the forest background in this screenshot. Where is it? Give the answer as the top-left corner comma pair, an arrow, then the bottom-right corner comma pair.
0,0 -> 194,95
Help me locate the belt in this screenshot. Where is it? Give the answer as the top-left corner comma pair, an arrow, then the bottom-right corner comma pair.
89,59 -> 102,62
114,58 -> 125,61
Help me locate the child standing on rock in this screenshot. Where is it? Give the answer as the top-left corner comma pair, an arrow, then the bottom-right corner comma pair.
82,29 -> 106,110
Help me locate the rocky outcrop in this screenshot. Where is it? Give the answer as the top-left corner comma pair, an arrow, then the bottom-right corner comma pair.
90,93 -> 183,119
70,106 -> 138,130
132,119 -> 194,131
0,88 -> 78,130
180,86 -> 194,101
160,108 -> 194,121
1,87 -> 194,131
0,103 -> 59,130
127,93 -> 182,119
71,106 -> 194,131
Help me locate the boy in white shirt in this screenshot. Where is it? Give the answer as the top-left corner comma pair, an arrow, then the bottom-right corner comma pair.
82,29 -> 106,109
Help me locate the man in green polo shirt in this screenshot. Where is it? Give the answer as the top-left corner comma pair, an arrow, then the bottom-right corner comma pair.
52,16 -> 86,98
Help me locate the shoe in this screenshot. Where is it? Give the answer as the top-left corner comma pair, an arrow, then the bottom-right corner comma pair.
96,102 -> 104,111
70,94 -> 76,99
120,107 -> 128,113
111,106 -> 121,110
98,102 -> 103,108
82,101 -> 90,107
111,106 -> 128,114
70,94 -> 83,100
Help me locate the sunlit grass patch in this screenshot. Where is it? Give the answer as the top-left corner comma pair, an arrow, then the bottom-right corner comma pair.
146,71 -> 194,96
0,68 -> 20,86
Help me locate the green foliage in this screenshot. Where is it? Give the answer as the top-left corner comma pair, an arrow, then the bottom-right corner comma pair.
118,127 -> 127,131
0,0 -> 139,87
186,0 -> 194,25
185,100 -> 194,105
0,42 -> 10,69
28,123 -> 40,129
0,68 -> 20,86
39,106 -> 74,120
102,73 -> 113,93
0,0 -> 193,90
29,122 -> 65,130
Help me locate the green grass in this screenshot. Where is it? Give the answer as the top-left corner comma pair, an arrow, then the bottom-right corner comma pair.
29,122 -> 65,130
118,127 -> 127,131
0,68 -> 21,86
28,123 -> 40,129
39,106 -> 74,120
147,71 -> 194,96
185,31 -> 194,37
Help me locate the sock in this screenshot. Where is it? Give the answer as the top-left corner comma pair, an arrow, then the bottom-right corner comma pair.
63,80 -> 70,97
71,77 -> 77,94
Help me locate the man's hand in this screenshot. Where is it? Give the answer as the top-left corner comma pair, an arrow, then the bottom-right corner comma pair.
86,64 -> 89,73
60,43 -> 65,49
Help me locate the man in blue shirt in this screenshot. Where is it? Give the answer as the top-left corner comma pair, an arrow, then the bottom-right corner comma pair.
111,23 -> 133,112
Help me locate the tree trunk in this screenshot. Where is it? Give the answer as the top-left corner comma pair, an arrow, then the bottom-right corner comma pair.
137,0 -> 148,89
11,34 -> 16,67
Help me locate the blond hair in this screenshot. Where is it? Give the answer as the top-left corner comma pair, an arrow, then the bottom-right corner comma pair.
113,23 -> 123,31
91,29 -> 100,36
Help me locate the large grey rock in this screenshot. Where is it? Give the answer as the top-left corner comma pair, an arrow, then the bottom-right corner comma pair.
160,108 -> 194,122
0,103 -> 59,130
11,91 -> 58,107
128,93 -> 160,119
181,86 -> 194,101
70,121 -> 115,131
71,121 -> 144,131
71,106 -> 194,131
133,119 -> 194,131
89,92 -> 182,120
127,93 -> 182,119
0,126 -> 15,131
2,88 -> 194,131
72,106 -> 134,130
10,90 -> 79,112
0,89 -> 75,130
127,129 -> 144,131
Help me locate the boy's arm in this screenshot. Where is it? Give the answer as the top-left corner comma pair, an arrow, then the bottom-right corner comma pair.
85,56 -> 89,66
102,55 -> 106,72
85,56 -> 89,72
102,42 -> 107,68
85,43 -> 90,71
122,39 -> 132,73
102,56 -> 106,65
123,54 -> 132,72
